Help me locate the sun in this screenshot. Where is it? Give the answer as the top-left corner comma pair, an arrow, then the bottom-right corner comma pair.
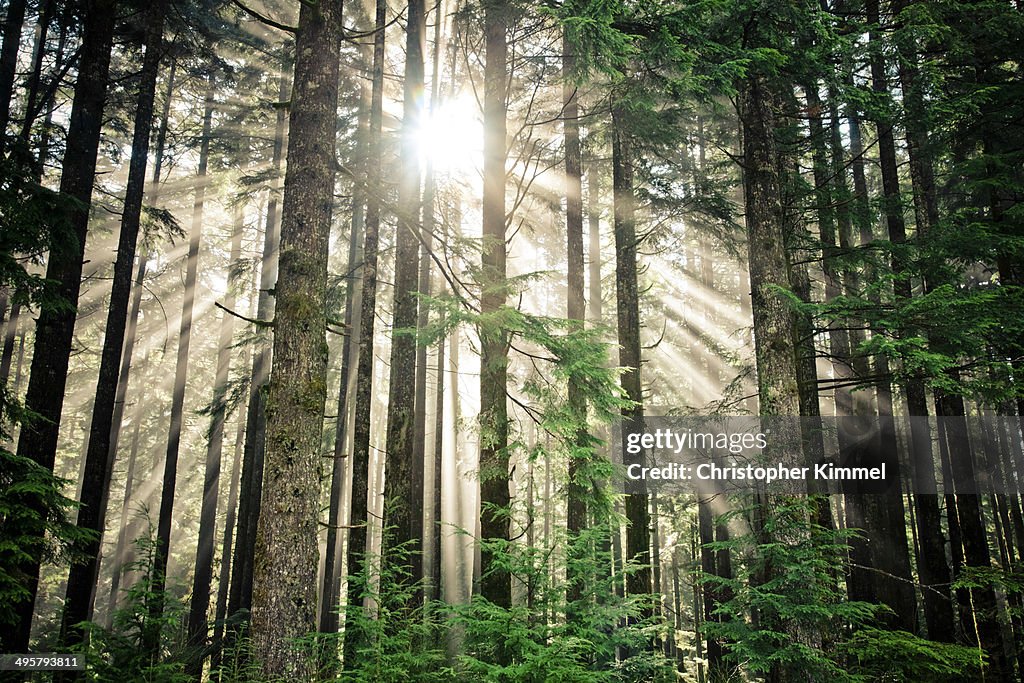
416,93 -> 484,175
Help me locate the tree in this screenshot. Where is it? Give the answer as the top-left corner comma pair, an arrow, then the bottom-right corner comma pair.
59,0 -> 168,647
478,0 -> 511,613
7,0 -> 117,652
383,0 -> 426,601
249,0 -> 342,676
343,0 -> 386,663
611,100 -> 651,607
563,28 -> 589,613
186,202 -> 244,677
144,72 -> 214,658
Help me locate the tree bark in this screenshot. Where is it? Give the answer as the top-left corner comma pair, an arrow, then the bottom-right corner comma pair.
563,31 -> 588,613
738,68 -> 799,683
6,0 -> 117,652
890,0 -> 956,641
858,0 -> 922,634
104,60 -> 176,621
611,102 -> 652,608
59,0 -> 167,646
145,72 -> 214,658
343,0 -> 386,663
250,0 -> 341,676
186,203 -> 244,678
478,0 -> 511,613
383,0 -> 426,601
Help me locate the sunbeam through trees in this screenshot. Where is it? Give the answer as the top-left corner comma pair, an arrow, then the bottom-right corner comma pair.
1,0 -> 1024,681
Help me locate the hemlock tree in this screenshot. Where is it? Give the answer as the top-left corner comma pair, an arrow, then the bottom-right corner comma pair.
249,0 -> 342,677
383,0 -> 426,601
343,0 -> 387,663
7,0 -> 117,653
478,0 -> 512,613
59,0 -> 168,647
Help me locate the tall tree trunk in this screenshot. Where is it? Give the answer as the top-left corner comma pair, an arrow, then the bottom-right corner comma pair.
6,0 -> 116,653
857,0 -> 921,634
228,62 -> 289,621
104,382 -> 145,626
103,58 -> 176,623
0,0 -> 26,145
890,0 -> 956,640
211,416 -> 245,672
611,102 -> 652,608
479,0 -> 511,613
144,73 -> 214,658
383,0 -> 426,601
319,50 -> 369,635
826,94 -> 873,413
738,68 -> 799,683
739,74 -> 800,417
250,1 -> 341,676
698,501 -> 722,671
186,203 -> 244,678
563,31 -> 588,613
779,127 -> 831,521
419,0 -> 447,605
343,0 -> 386,663
430,306 -> 445,602
59,0 -> 167,646
588,162 -> 601,327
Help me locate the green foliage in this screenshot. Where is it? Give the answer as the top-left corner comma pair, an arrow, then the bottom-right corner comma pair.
73,532 -> 189,681
450,535 -> 672,683
703,498 -> 983,682
839,628 -> 983,682
340,528 -> 452,682
704,498 -> 878,681
0,138 -> 79,313
0,388 -> 93,629
213,631 -> 267,683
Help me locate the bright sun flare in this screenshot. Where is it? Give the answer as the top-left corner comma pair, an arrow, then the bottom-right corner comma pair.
416,94 -> 484,174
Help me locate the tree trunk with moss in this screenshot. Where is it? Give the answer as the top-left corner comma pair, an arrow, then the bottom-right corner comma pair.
343,0 -> 386,664
611,102 -> 651,608
250,1 -> 341,677
738,69 -> 800,683
384,0 -> 426,601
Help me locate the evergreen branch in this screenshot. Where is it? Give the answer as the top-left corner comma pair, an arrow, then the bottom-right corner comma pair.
232,0 -> 297,33
214,301 -> 273,328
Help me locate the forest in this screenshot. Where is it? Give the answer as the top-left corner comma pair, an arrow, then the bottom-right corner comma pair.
0,0 -> 1023,680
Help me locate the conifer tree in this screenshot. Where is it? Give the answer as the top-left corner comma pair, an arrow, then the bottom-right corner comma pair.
479,0 -> 512,612
7,0 -> 118,652
249,0 -> 342,676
